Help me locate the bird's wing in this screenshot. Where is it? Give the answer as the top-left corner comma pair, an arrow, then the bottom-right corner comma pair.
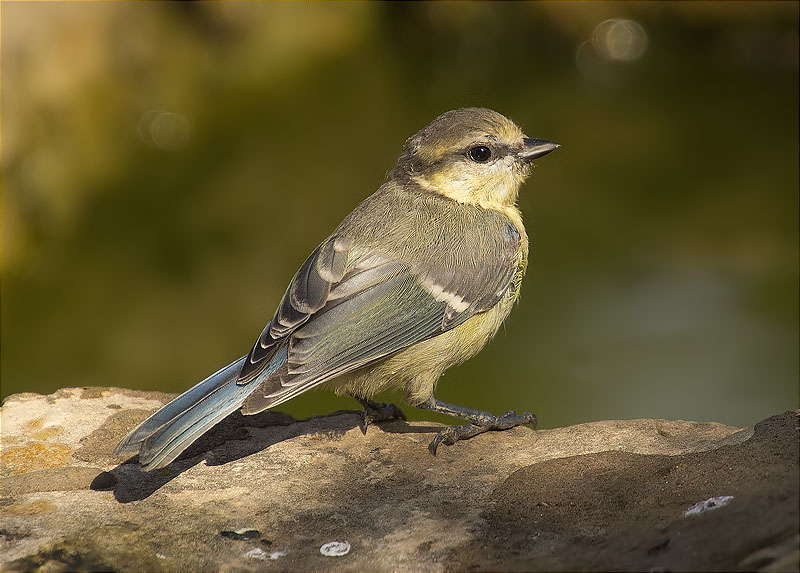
238,218 -> 522,414
236,236 -> 353,385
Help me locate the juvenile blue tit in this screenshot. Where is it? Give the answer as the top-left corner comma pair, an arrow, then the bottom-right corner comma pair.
115,108 -> 559,470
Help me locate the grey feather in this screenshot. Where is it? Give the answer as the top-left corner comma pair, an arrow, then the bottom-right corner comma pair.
238,236 -> 352,384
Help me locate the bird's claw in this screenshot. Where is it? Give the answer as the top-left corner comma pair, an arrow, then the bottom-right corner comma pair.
359,400 -> 406,435
428,425 -> 468,455
428,410 -> 537,455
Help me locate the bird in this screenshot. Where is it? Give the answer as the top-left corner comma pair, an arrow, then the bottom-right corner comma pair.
115,107 -> 559,470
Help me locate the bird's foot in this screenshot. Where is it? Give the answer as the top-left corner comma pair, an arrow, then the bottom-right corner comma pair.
428,410 -> 537,455
355,397 -> 407,435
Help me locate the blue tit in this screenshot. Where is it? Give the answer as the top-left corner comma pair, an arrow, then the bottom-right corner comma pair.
115,108 -> 559,470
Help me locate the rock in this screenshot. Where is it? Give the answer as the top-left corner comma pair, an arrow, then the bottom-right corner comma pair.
0,387 -> 797,572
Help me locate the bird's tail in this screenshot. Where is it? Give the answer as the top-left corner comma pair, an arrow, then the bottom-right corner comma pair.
114,348 -> 286,470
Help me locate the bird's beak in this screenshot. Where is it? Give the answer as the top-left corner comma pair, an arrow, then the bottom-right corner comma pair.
519,138 -> 560,161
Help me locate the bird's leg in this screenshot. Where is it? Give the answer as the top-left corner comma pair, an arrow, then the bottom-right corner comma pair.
418,398 -> 537,455
354,396 -> 407,435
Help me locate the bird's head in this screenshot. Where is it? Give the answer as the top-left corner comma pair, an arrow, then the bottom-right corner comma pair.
393,107 -> 559,209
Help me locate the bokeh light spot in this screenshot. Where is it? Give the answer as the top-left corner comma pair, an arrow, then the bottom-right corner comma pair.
138,110 -> 190,151
592,18 -> 648,61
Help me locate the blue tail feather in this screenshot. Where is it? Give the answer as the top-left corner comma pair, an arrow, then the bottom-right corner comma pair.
115,346 -> 287,470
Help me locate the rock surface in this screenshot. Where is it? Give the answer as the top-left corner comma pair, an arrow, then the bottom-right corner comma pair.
0,388 -> 797,572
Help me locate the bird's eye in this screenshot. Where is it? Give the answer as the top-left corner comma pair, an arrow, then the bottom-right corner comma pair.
468,145 -> 492,163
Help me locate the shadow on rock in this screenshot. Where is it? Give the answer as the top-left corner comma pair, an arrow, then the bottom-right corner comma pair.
103,407 -> 438,502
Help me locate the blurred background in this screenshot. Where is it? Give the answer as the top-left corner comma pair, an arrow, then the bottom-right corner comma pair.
2,2 -> 797,430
